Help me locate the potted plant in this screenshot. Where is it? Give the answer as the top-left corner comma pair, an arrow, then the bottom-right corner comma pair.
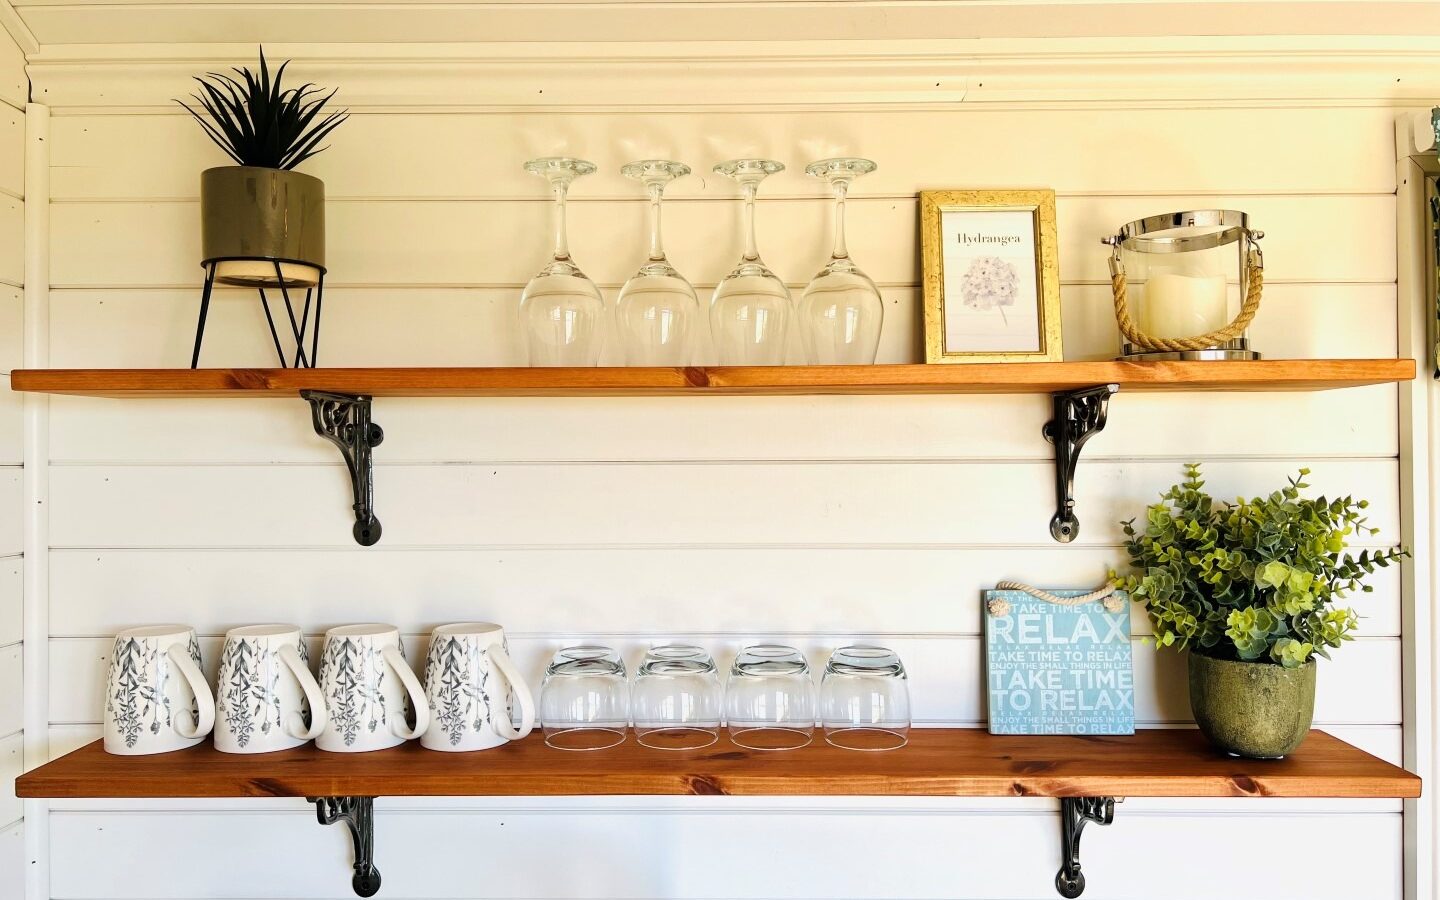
176,48 -> 347,288
1114,463 -> 1406,758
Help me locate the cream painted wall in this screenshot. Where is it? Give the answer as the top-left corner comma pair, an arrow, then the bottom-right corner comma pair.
0,14 -> 25,900
9,12 -> 1437,900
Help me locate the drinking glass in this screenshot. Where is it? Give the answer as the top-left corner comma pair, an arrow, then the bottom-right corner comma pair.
799,158 -> 884,365
539,645 -> 629,751
520,157 -> 606,366
820,645 -> 910,751
617,160 -> 698,366
710,159 -> 791,365
725,644 -> 816,751
632,644 -> 722,750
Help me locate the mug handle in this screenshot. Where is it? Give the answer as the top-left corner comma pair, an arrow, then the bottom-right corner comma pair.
278,643 -> 328,741
382,645 -> 430,740
488,647 -> 536,741
166,645 -> 215,739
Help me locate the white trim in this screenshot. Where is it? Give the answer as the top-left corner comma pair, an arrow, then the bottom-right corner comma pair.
0,0 -> 34,58
25,35 -> 1440,110
21,100 -> 47,900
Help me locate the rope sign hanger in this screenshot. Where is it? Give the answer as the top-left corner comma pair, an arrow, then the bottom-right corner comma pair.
987,580 -> 1125,617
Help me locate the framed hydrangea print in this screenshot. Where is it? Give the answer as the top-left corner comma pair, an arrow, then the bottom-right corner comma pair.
920,189 -> 1062,363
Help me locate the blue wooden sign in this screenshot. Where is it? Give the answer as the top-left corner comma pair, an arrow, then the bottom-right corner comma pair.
983,588 -> 1134,735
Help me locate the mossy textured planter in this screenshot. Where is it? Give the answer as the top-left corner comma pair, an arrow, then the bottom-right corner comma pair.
1188,653 -> 1315,758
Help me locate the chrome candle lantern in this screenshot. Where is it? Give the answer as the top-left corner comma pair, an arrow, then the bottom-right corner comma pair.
1102,210 -> 1264,361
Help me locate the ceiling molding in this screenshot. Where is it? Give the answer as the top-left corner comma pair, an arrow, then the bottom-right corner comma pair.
0,0 -> 36,56
26,36 -> 1440,111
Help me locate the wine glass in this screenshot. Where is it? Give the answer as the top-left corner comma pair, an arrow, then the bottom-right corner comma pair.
616,160 -> 698,366
710,159 -> 791,365
520,157 -> 605,366
799,158 -> 884,365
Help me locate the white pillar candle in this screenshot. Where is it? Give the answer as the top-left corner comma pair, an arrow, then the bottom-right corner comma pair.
1140,273 -> 1228,340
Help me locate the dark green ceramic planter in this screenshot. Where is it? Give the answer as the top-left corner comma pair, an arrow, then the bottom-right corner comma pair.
1188,652 -> 1315,758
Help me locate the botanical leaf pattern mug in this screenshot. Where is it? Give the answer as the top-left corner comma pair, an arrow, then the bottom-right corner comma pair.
214,624 -> 327,754
421,623 -> 536,752
104,625 -> 215,756
316,624 -> 429,753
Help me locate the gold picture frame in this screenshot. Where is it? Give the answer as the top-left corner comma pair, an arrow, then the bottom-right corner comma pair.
920,189 -> 1062,363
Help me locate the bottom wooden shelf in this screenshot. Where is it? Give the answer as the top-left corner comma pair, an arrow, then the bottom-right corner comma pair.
17,728 -> 1419,799
19,730 -> 1416,899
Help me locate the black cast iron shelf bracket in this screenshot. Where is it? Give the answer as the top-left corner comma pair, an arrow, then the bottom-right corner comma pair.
309,796 -> 382,897
1055,796 -> 1117,898
1042,384 -> 1119,543
302,390 -> 384,546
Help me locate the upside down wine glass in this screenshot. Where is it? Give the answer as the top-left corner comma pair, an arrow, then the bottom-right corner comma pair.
711,159 -> 791,365
799,158 -> 884,365
520,157 -> 605,366
617,160 -> 698,365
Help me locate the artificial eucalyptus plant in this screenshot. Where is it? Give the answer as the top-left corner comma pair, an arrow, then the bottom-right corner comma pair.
176,47 -> 348,170
1113,463 -> 1406,668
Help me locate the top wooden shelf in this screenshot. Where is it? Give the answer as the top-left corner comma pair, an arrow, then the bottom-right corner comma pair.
16,730 -> 1420,800
7,359 -> 1416,399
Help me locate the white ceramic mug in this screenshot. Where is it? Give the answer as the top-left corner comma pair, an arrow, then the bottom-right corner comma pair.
421,623 -> 536,752
214,624 -> 327,754
316,624 -> 429,753
104,625 -> 215,755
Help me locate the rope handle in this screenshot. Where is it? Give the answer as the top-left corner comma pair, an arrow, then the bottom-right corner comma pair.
987,580 -> 1125,617
1111,248 -> 1263,353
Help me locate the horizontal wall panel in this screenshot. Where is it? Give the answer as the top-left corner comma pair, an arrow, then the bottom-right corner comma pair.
0,730 -> 20,828
46,459 -> 1400,549
0,645 -> 18,736
0,821 -> 21,900
0,556 -> 18,648
46,547 -> 1403,640
43,279 -> 1398,372
46,632 -> 1402,727
1,284 -> 22,466
48,194 -> 1396,289
0,33 -> 21,112
0,470 -> 19,556
43,385 -> 1400,470
48,106 -> 1400,201
0,105 -> 20,200
0,194 -> 19,288
46,806 -> 1401,899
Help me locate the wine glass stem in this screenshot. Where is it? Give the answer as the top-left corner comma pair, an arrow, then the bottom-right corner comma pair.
742,182 -> 760,262
550,177 -> 572,262
647,182 -> 666,262
831,179 -> 850,261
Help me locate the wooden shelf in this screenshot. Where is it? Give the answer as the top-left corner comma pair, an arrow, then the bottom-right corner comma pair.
17,730 -> 1420,800
7,359 -> 1416,399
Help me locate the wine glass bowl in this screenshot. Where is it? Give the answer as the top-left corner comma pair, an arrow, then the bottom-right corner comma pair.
617,160 -> 698,366
711,158 -> 792,366
800,157 -> 884,365
520,157 -> 606,367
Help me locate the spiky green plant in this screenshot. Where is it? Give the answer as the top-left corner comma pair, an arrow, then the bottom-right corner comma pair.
1113,463 -> 1407,668
176,47 -> 348,171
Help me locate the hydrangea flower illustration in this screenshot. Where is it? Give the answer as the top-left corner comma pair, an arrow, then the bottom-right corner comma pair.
959,256 -> 1020,323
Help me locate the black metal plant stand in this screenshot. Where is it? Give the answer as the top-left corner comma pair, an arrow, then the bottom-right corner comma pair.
1055,796 -> 1117,898
1043,384 -> 1118,543
310,797 -> 381,898
190,258 -> 328,369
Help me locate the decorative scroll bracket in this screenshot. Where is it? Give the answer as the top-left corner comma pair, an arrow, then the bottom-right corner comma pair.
301,391 -> 384,546
1055,796 -> 1116,898
310,796 -> 381,897
1042,384 -> 1119,543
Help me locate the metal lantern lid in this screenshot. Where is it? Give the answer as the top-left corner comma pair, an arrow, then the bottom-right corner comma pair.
1106,209 -> 1261,255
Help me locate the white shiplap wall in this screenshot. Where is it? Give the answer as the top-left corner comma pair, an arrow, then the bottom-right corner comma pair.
17,27 -> 1430,900
0,13 -> 24,900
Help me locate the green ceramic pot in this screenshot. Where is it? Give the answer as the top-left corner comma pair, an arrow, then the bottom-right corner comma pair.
1187,652 -> 1315,758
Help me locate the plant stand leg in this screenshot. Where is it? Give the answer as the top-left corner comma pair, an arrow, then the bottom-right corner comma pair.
302,391 -> 384,546
1055,796 -> 1115,898
310,797 -> 381,897
1042,384 -> 1118,543
189,262 -> 217,369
